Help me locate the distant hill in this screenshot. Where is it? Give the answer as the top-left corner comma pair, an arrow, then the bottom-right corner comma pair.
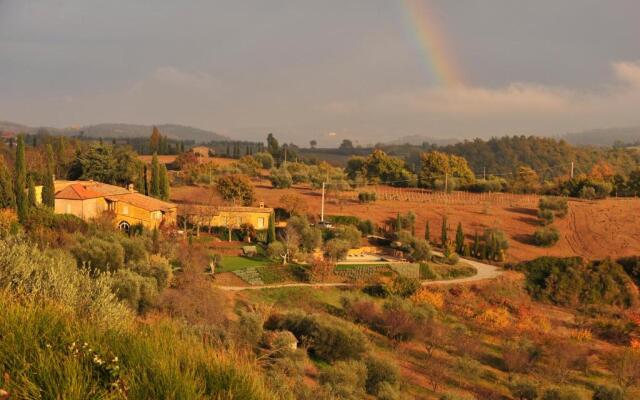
0,121 -> 228,142
386,134 -> 459,146
563,126 -> 640,146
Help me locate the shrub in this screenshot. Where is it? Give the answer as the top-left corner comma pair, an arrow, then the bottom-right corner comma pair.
111,269 -> 159,313
253,152 -> 274,169
539,197 -> 568,217
71,236 -> 126,272
510,380 -> 538,400
319,360 -> 367,400
269,166 -> 293,189
538,209 -> 555,225
265,312 -> 367,362
388,276 -> 421,298
0,239 -> 131,329
324,239 -> 351,261
364,355 -> 399,395
358,191 -> 377,203
118,235 -> 149,264
410,239 -> 431,262
533,226 -> 560,247
592,386 -> 624,400
131,254 -> 173,291
357,219 -> 375,235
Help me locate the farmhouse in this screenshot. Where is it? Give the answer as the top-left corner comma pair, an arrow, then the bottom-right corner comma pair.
52,180 -> 177,231
190,146 -> 213,158
180,203 -> 273,231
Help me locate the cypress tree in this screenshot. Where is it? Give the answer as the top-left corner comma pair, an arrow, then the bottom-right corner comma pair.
441,215 -> 448,246
455,222 -> 465,254
15,135 -> 28,222
472,231 -> 480,258
143,165 -> 149,196
27,175 -> 36,207
159,164 -> 170,201
267,213 -> 276,243
425,221 -> 430,243
42,144 -> 56,208
0,161 -> 15,209
396,212 -> 402,232
150,153 -> 160,197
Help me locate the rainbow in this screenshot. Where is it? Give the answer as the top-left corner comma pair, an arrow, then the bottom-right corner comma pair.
401,0 -> 464,86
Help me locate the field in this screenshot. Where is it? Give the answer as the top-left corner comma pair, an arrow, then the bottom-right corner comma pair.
172,182 -> 640,262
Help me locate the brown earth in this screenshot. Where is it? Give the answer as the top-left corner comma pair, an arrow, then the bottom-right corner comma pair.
171,183 -> 640,263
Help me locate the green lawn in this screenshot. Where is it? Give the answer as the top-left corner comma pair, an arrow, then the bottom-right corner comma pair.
217,255 -> 271,272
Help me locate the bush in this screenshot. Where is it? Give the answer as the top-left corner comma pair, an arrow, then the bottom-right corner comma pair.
269,167 -> 293,189
388,276 -> 421,298
324,239 -> 351,261
357,219 -> 375,235
510,380 -> 538,400
533,226 -> 560,247
111,269 -> 159,313
131,254 -> 173,291
118,235 -> 149,265
0,239 -> 131,329
319,360 -> 367,400
358,191 -> 377,203
538,209 -> 555,225
253,152 -> 274,169
539,197 -> 568,217
463,178 -> 506,193
71,236 -> 126,272
265,312 -> 368,362
592,386 -> 624,400
410,239 -> 431,262
364,355 -> 399,395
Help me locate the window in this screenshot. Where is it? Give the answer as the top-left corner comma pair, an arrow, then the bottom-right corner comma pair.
152,211 -> 162,220
257,217 -> 265,229
122,206 -> 129,215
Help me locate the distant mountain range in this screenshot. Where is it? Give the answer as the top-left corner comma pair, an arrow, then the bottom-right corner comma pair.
0,121 -> 228,143
385,135 -> 459,146
562,126 -> 640,146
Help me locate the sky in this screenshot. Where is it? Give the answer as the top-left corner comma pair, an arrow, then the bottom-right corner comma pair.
1,0 -> 640,146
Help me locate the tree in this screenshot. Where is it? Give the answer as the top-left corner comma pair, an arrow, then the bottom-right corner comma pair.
279,194 -> 308,217
309,257 -> 334,283
41,144 -> 56,208
269,166 -> 293,188
14,135 -> 27,222
472,231 -> 480,258
0,160 -> 15,209
310,140 -> 317,149
150,126 -> 161,154
150,153 -> 160,197
159,164 -> 170,201
216,174 -> 255,205
455,222 -> 465,254
339,139 -> 354,150
27,175 -> 36,208
424,221 -> 430,243
418,150 -> 474,189
441,215 -> 448,246
267,133 -> 280,160
267,212 -> 276,243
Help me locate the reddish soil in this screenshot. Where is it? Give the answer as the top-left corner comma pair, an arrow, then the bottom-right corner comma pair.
171,183 -> 640,263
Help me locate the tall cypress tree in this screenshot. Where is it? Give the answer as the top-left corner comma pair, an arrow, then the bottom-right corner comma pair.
150,153 -> 160,197
27,175 -> 36,207
267,212 -> 276,243
0,160 -> 15,209
472,231 -> 480,258
425,221 -> 430,243
15,135 -> 28,222
455,222 -> 465,254
42,144 -> 56,208
159,164 -> 170,201
396,212 -> 402,232
441,215 -> 448,246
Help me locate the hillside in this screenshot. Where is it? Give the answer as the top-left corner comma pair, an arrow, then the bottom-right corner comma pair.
0,120 -> 228,142
386,135 -> 459,146
564,126 -> 640,146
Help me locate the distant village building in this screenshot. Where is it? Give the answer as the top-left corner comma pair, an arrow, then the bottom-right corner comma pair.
180,203 -> 273,231
190,146 -> 214,158
0,131 -> 16,146
49,180 -> 177,231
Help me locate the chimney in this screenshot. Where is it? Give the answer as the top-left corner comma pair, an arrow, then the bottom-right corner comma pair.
127,183 -> 135,192
259,201 -> 265,208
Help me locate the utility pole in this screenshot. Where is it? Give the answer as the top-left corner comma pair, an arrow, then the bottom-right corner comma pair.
321,182 -> 326,222
570,162 -> 574,179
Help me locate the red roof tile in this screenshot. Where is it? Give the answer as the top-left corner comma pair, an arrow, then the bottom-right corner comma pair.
55,183 -> 103,200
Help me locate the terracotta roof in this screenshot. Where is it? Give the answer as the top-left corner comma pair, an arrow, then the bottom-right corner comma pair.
87,182 -> 131,196
55,183 -> 103,200
217,206 -> 274,213
108,193 -> 176,212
